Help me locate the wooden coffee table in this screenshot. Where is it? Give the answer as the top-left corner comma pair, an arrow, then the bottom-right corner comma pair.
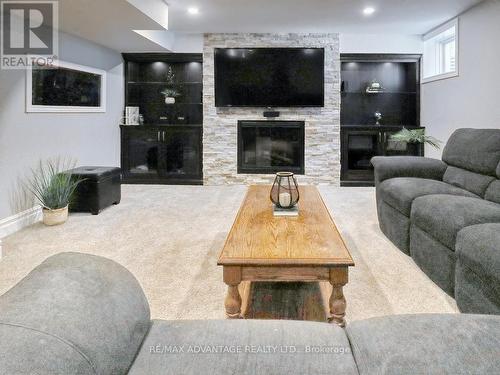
217,185 -> 354,327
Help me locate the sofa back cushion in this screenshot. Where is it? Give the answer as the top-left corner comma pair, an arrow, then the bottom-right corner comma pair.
485,180 -> 500,204
442,128 -> 500,175
0,252 -> 151,375
443,166 -> 495,197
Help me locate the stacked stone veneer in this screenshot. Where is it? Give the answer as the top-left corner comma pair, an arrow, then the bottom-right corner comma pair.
203,33 -> 341,185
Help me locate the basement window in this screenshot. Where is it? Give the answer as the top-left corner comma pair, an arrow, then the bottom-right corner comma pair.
423,18 -> 459,83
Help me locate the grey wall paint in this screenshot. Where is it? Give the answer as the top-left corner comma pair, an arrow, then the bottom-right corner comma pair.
0,32 -> 123,220
340,34 -> 423,53
422,0 -> 500,159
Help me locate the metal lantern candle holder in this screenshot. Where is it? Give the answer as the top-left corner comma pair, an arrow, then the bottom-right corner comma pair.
270,172 -> 300,209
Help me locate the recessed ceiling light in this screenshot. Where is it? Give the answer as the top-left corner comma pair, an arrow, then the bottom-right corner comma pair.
363,7 -> 375,16
188,7 -> 199,15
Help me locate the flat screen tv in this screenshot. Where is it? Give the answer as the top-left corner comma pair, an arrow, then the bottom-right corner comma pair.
214,48 -> 324,107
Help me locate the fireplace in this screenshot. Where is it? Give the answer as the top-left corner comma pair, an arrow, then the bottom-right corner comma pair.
238,121 -> 305,174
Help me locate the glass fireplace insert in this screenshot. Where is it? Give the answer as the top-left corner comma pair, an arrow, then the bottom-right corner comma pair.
237,121 -> 305,174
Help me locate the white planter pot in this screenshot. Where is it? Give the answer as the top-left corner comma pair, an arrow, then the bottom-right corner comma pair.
164,97 -> 176,104
43,206 -> 69,226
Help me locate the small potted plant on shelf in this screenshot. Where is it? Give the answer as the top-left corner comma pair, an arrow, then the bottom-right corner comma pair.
161,66 -> 179,104
390,128 -> 442,152
161,88 -> 180,104
27,159 -> 83,226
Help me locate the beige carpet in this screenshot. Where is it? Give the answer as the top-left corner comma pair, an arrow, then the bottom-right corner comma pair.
0,185 -> 458,323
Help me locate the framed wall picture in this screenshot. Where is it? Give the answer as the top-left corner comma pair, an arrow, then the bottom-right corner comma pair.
26,60 -> 106,113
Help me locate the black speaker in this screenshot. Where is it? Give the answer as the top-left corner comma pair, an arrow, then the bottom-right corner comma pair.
263,111 -> 280,118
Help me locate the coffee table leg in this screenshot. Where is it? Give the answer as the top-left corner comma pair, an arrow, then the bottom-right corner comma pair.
328,267 -> 348,327
223,266 -> 242,319
225,285 -> 242,318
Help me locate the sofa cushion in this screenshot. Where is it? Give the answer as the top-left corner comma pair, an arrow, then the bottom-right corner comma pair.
0,252 -> 151,375
411,195 -> 500,250
456,223 -> 500,288
0,323 -> 95,375
346,314 -> 500,375
443,166 -> 496,197
410,224 -> 456,296
455,265 -> 500,315
128,319 -> 358,375
485,180 -> 500,204
456,223 -> 500,313
378,177 -> 476,216
442,128 -> 500,176
378,200 -> 412,254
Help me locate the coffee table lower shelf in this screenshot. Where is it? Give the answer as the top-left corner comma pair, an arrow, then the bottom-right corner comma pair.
223,265 -> 349,327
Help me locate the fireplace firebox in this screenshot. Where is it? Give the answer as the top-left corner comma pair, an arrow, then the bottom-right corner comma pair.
237,121 -> 305,174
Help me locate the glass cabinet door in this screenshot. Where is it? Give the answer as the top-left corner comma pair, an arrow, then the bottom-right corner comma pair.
341,129 -> 382,184
159,127 -> 202,180
123,128 -> 162,179
347,132 -> 380,170
383,130 -> 423,156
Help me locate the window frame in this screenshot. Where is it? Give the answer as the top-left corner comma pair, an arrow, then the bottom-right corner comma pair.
26,59 -> 107,113
422,18 -> 459,84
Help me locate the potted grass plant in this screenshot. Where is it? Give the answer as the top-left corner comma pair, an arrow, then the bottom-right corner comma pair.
28,159 -> 83,226
390,128 -> 442,150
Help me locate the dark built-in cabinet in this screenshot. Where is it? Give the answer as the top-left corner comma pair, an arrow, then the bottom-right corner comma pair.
121,53 -> 203,184
340,54 -> 423,186
341,125 -> 424,186
121,125 -> 202,185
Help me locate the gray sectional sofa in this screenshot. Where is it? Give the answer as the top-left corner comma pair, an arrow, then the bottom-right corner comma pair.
1,252 -> 499,375
372,128 -> 500,314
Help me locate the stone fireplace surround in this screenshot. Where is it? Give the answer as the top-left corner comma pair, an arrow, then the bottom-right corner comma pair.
203,33 -> 341,185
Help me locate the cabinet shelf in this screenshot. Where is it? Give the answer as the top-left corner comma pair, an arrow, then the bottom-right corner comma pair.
341,91 -> 417,95
127,102 -> 203,106
127,82 -> 202,85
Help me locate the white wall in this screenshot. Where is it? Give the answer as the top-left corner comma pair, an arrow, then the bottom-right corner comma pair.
340,34 -> 423,54
421,0 -> 500,158
150,32 -> 423,54
0,32 -> 124,220
172,33 -> 204,53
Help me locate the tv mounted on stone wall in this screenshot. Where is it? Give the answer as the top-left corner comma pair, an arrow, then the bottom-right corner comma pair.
214,48 -> 325,108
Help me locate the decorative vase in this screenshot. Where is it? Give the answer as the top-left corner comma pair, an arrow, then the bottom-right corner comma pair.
164,97 -> 176,104
42,205 -> 68,226
270,172 -> 300,209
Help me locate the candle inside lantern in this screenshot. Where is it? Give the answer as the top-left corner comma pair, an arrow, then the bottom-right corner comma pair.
279,192 -> 291,207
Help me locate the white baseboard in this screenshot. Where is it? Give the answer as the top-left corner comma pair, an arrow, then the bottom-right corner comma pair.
0,206 -> 42,258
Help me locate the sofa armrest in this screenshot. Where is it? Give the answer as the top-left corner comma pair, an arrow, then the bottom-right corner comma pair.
371,156 -> 447,185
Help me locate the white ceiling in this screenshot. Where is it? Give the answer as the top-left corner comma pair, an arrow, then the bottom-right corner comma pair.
56,0 -> 484,52
166,0 -> 483,34
58,0 -> 168,52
